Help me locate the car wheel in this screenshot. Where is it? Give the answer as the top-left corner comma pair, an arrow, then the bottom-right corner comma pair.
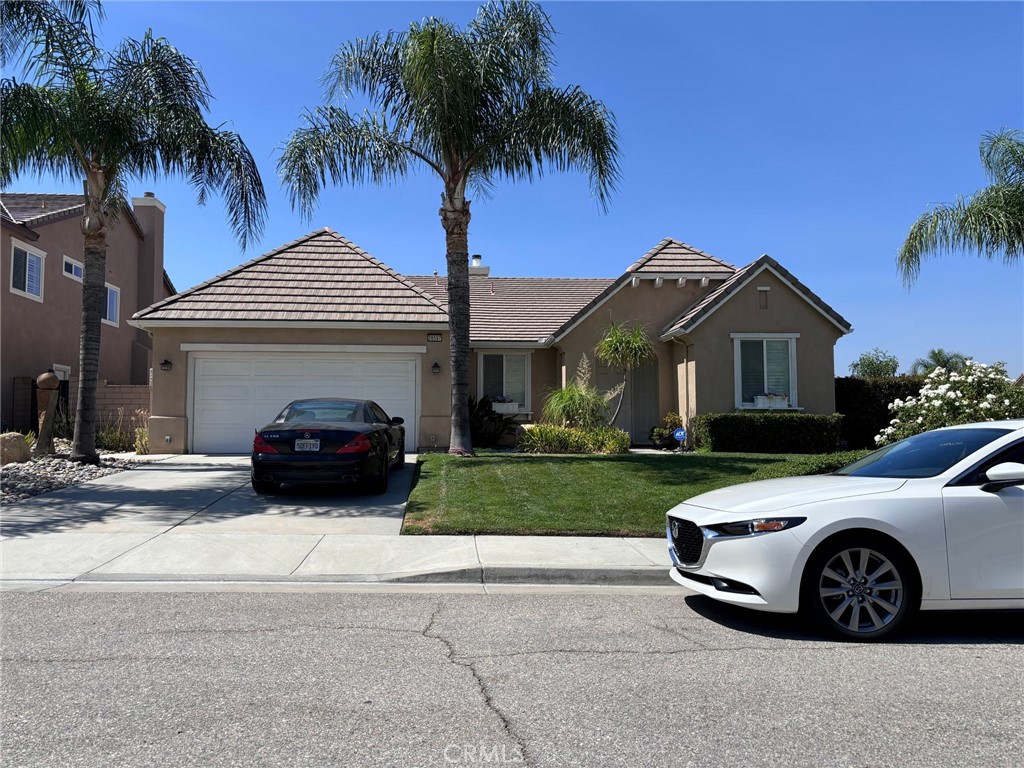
367,452 -> 389,494
251,479 -> 279,495
393,438 -> 405,471
801,535 -> 919,641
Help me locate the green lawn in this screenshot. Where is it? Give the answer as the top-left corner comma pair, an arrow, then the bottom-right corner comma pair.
402,451 -> 799,537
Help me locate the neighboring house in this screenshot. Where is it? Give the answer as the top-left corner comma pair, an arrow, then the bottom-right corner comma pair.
132,229 -> 851,453
1,192 -> 174,429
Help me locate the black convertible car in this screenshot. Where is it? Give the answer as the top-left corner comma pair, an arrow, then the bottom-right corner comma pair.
250,398 -> 405,494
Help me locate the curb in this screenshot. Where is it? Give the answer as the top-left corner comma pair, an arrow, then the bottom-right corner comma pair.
64,565 -> 672,587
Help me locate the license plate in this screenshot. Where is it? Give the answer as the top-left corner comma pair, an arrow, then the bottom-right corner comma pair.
294,439 -> 320,452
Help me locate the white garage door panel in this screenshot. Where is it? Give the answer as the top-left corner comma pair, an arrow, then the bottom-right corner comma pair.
191,353 -> 418,453
254,360 -> 296,376
198,359 -> 252,377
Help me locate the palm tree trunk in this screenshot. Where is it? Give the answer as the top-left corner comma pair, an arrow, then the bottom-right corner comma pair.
440,194 -> 473,455
70,186 -> 106,464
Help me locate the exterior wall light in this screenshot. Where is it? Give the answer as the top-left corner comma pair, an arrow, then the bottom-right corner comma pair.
160,359 -> 173,371
431,362 -> 441,375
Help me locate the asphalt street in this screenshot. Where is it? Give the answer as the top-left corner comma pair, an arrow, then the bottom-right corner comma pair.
2,587 -> 1021,768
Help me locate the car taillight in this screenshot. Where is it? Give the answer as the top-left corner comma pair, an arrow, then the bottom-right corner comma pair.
253,434 -> 278,454
337,434 -> 371,453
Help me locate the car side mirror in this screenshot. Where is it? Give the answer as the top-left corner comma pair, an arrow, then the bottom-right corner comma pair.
389,416 -> 404,426
981,462 -> 1024,493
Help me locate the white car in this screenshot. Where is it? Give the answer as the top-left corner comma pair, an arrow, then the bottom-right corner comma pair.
666,420 -> 1024,640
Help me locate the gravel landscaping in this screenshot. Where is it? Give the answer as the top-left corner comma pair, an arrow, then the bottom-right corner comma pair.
0,440 -> 143,505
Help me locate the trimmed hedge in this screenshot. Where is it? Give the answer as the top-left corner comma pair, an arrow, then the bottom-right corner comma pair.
835,376 -> 925,449
749,450 -> 871,481
518,424 -> 631,454
691,412 -> 843,454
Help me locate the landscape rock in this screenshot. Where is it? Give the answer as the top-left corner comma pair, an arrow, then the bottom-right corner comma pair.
0,432 -> 30,465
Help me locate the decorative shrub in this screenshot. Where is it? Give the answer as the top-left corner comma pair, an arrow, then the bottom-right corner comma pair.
876,361 -> 1024,445
750,450 -> 871,481
469,395 -> 518,448
95,408 -> 149,452
835,376 -> 925,449
691,412 -> 843,454
518,424 -> 630,454
649,411 -> 683,447
540,355 -> 616,430
135,427 -> 150,455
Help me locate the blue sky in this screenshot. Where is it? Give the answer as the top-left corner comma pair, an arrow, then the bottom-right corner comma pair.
14,1 -> 1024,375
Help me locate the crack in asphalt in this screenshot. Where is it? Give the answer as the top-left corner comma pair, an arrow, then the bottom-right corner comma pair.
422,602 -> 534,768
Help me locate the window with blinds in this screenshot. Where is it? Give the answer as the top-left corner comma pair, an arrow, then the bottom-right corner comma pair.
738,338 -> 793,405
481,353 -> 528,406
11,245 -> 43,299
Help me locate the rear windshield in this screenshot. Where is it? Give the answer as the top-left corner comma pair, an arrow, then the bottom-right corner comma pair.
275,401 -> 363,423
835,428 -> 1011,478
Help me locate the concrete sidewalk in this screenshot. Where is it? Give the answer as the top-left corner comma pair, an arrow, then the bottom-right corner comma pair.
1,454 -> 672,588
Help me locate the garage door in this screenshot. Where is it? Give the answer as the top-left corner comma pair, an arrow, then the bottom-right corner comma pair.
191,353 -> 418,453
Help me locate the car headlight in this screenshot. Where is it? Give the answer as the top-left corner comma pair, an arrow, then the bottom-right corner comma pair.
705,517 -> 806,537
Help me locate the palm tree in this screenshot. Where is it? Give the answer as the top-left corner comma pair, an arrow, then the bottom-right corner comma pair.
898,129 -> 1024,285
594,320 -> 655,426
279,1 -> 619,455
1,24 -> 267,463
909,348 -> 969,376
0,0 -> 103,68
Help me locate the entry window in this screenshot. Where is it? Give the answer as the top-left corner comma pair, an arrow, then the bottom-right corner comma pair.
480,352 -> 528,408
11,242 -> 44,301
102,284 -> 120,326
733,335 -> 797,407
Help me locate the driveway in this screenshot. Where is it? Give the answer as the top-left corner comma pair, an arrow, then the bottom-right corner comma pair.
0,454 -> 420,581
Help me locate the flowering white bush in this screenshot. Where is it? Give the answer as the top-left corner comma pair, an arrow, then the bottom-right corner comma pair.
875,361 -> 1024,445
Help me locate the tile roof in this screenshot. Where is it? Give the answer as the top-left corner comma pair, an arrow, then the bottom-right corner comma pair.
627,238 -> 736,275
660,254 -> 853,338
407,275 -> 614,343
1,191 -> 147,238
1,193 -> 86,223
134,229 -> 449,325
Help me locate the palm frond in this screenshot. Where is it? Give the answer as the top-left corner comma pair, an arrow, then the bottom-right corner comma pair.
980,128 -> 1024,186
0,0 -> 102,69
108,30 -> 211,114
278,107 -> 421,220
477,84 -> 620,210
897,183 -> 1024,284
0,79 -> 80,185
468,0 -> 554,94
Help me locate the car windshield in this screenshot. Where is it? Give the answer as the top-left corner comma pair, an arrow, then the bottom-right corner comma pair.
835,427 -> 1011,478
274,401 -> 363,424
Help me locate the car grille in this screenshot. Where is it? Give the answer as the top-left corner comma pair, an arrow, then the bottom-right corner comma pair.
670,518 -> 704,565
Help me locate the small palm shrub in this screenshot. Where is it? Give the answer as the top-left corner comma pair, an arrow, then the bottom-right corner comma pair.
469,396 -> 518,448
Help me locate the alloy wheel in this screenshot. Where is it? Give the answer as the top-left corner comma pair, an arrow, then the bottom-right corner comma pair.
817,546 -> 905,635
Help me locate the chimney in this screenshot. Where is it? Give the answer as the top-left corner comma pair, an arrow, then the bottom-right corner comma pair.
131,192 -> 167,310
468,253 -> 490,277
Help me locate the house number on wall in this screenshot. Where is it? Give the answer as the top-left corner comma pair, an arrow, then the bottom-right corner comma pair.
427,333 -> 442,342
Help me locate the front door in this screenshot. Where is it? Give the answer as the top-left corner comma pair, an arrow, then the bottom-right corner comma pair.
629,361 -> 660,445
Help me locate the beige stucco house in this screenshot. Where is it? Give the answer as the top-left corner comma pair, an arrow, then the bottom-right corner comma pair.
1,192 -> 174,430
131,229 -> 851,453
